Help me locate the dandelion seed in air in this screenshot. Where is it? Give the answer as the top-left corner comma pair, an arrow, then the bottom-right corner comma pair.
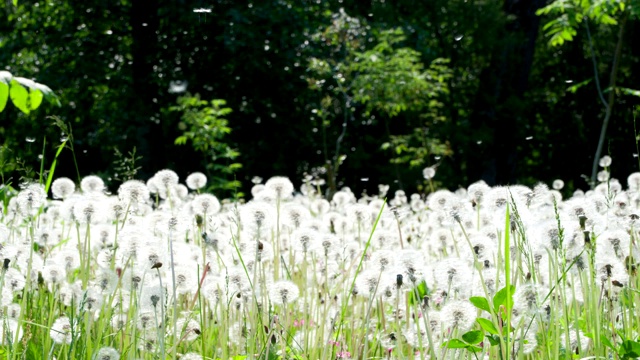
193,8 -> 212,23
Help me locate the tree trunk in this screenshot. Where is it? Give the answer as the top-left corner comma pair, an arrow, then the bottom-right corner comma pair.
590,13 -> 628,186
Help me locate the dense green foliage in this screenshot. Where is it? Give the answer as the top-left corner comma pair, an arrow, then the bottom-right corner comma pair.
1,0 -> 639,196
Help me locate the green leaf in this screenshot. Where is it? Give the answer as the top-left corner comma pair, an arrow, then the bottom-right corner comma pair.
0,72 -> 11,112
619,87 -> 640,97
477,318 -> 499,335
493,285 -> 515,313
29,88 -> 43,110
469,296 -> 491,312
620,339 -> 640,358
44,139 -> 68,194
175,136 -> 188,145
9,79 -> 29,114
467,345 -> 483,353
487,334 -> 501,346
566,79 -> 592,94
35,82 -> 60,107
462,330 -> 484,345
443,339 -> 468,349
599,334 -> 615,350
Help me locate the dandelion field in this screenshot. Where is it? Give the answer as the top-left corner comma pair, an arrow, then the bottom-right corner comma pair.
2,163 -> 640,360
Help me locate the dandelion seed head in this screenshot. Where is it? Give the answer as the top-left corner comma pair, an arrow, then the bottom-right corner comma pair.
561,328 -> 589,354
599,155 -> 612,168
16,183 -> 46,215
42,263 -> 67,287
185,172 -> 207,190
191,194 -> 221,216
50,316 -> 73,344
174,317 -> 201,341
80,175 -> 105,193
441,300 -> 476,332
427,190 -> 455,211
73,197 -> 105,224
369,250 -> 396,272
118,180 -> 150,205
552,179 -> 565,190
92,347 -> 120,360
346,203 -> 372,226
51,177 -> 76,199
422,166 -> 436,180
332,190 -> 355,208
281,203 -> 311,229
268,280 -> 300,305
265,176 -> 294,199
4,268 -> 26,293
240,201 -> 275,232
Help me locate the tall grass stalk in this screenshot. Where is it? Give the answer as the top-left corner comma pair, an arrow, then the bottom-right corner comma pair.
333,198 -> 386,359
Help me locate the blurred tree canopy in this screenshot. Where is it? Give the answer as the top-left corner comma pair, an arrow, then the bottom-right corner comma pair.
1,0 -> 639,197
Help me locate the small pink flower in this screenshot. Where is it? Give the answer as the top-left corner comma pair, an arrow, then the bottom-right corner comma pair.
336,351 -> 351,358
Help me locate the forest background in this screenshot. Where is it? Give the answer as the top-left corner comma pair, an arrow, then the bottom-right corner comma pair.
1,0 -> 639,198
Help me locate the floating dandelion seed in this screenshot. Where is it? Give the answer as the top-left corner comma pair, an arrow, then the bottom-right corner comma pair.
168,80 -> 188,94
193,8 -> 212,23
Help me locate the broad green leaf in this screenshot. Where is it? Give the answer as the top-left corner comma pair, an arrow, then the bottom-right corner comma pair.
467,345 -> 483,353
493,285 -> 515,313
487,334 -> 500,346
462,330 -> 484,345
620,339 -> 640,358
34,82 -> 60,107
469,296 -> 491,312
9,79 -> 29,114
477,318 -> 499,335
0,81 -> 8,112
442,339 -> 468,349
29,88 -> 43,110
